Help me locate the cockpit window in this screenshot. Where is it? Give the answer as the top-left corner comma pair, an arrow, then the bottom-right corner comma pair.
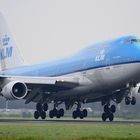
127,39 -> 140,42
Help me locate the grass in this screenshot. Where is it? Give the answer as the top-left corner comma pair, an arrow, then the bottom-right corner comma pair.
0,122 -> 139,140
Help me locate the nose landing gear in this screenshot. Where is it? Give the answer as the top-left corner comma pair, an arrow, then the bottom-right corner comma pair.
125,96 -> 136,105
125,82 -> 137,106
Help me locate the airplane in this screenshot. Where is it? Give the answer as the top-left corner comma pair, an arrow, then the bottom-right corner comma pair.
0,13 -> 139,122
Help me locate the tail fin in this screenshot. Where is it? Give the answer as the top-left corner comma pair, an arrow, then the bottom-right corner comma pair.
0,13 -> 25,71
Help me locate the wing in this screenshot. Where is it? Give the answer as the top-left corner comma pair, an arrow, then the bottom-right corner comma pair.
5,75 -> 79,90
0,75 -> 80,103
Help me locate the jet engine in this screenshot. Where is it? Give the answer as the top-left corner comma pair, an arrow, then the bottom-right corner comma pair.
2,81 -> 28,100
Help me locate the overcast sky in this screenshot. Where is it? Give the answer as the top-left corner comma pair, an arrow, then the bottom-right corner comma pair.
0,0 -> 139,64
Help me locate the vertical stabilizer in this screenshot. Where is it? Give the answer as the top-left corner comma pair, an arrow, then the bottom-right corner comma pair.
0,13 -> 24,71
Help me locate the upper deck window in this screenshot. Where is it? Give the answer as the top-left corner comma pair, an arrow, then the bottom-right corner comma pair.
127,39 -> 140,43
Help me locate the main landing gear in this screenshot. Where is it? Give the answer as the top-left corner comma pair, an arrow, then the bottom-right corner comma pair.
72,102 -> 88,119
49,108 -> 64,118
102,104 -> 116,122
72,109 -> 88,119
49,103 -> 64,119
34,102 -> 65,119
34,103 -> 48,119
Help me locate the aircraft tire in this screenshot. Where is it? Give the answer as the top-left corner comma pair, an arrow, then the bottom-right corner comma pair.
56,111 -> 61,119
43,103 -> 48,111
52,108 -> 57,116
108,113 -> 114,122
125,97 -> 130,105
49,110 -> 54,118
102,113 -> 107,121
79,112 -> 84,119
55,109 -> 61,118
104,105 -> 110,113
59,109 -> 64,117
131,97 -> 136,105
40,111 -> 46,119
110,105 -> 116,113
72,110 -> 77,119
34,111 -> 40,119
36,103 -> 42,112
83,109 -> 88,117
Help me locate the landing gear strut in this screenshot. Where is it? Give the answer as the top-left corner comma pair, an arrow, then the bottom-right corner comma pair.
102,104 -> 116,122
34,103 -> 48,119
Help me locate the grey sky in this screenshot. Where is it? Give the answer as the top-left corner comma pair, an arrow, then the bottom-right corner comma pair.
0,0 -> 139,64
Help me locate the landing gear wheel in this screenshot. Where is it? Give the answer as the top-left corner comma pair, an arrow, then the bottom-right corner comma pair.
131,96 -> 136,105
125,97 -> 130,105
79,112 -> 84,119
108,113 -> 114,122
104,105 -> 109,113
83,109 -> 88,117
59,109 -> 64,117
56,115 -> 61,118
40,111 -> 46,119
76,109 -> 81,118
36,103 -> 42,112
110,105 -> 116,113
72,110 -> 77,119
56,111 -> 61,119
49,110 -> 54,118
52,108 -> 57,116
34,111 -> 40,119
102,113 -> 107,122
43,103 -> 48,111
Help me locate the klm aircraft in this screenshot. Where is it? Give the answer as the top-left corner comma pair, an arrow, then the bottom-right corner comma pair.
0,13 -> 139,121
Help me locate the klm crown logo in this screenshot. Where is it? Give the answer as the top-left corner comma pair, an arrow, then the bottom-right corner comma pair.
2,34 -> 10,46
0,34 -> 13,60
95,49 -> 106,62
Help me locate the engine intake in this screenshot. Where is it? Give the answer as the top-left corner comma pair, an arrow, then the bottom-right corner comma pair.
2,81 -> 28,100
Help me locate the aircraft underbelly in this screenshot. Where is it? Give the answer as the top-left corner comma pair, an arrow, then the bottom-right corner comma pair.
87,63 -> 140,90
50,63 -> 140,100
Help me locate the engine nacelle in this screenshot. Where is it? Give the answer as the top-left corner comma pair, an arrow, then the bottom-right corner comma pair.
2,81 -> 28,100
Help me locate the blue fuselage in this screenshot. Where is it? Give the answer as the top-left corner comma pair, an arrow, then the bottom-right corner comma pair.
2,36 -> 140,77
